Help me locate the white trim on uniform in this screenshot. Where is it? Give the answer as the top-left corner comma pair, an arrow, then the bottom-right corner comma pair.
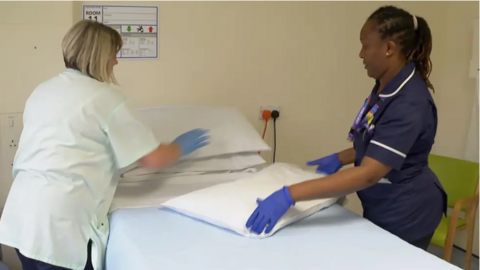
378,178 -> 392,184
379,68 -> 416,98
370,140 -> 407,158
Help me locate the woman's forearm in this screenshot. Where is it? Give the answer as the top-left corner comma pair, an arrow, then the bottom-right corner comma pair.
139,144 -> 181,169
288,157 -> 391,202
288,166 -> 372,202
337,147 -> 356,166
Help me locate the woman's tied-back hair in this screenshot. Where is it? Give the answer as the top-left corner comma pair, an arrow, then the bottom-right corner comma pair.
62,20 -> 123,84
368,6 -> 434,92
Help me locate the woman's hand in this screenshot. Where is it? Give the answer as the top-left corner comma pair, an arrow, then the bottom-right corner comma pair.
306,153 -> 342,175
246,186 -> 295,235
172,129 -> 210,157
139,129 -> 210,169
307,148 -> 356,175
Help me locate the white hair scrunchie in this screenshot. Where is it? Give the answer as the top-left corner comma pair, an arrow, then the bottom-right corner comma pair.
412,14 -> 418,30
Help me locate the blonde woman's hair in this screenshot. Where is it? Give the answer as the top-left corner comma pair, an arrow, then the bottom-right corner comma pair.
62,20 -> 123,84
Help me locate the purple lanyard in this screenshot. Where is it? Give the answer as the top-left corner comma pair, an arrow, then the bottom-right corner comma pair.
347,94 -> 385,141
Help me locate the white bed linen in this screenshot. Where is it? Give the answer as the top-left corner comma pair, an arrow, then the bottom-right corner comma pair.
120,152 -> 265,177
106,206 -> 461,270
162,163 -> 338,238
111,171 -> 255,213
135,106 -> 270,160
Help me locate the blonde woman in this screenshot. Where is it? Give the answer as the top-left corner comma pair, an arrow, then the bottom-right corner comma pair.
0,20 -> 209,270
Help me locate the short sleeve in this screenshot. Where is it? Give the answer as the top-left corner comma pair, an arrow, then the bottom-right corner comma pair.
105,100 -> 160,169
365,99 -> 424,170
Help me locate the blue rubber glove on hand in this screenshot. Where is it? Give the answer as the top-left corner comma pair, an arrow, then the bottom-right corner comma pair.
173,129 -> 210,157
246,186 -> 295,235
306,153 -> 342,175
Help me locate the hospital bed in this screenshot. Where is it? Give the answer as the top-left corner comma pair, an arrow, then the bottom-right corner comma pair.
107,106 -> 459,270
106,204 -> 460,270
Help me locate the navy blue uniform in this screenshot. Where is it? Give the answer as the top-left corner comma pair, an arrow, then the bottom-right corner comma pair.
353,62 -> 447,243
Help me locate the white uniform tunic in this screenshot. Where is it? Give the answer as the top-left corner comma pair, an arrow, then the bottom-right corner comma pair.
0,69 -> 160,270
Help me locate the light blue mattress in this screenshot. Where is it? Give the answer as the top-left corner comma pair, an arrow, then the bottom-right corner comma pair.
106,205 -> 459,270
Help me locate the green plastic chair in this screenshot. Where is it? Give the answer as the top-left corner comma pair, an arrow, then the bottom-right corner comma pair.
428,154 -> 479,270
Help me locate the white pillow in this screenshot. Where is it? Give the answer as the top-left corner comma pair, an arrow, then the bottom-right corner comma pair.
120,152 -> 266,177
161,163 -> 338,238
136,106 -> 271,160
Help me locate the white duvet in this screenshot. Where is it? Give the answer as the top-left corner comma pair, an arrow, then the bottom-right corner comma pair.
162,163 -> 338,238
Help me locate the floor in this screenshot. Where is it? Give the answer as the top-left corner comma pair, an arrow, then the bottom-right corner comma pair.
427,245 -> 479,270
1,244 -> 478,270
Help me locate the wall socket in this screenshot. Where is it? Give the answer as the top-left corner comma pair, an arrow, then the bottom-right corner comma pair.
1,113 -> 24,169
9,139 -> 18,166
9,139 -> 17,148
259,105 -> 280,120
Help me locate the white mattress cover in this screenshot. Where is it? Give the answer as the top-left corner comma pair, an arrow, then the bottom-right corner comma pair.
106,205 -> 460,270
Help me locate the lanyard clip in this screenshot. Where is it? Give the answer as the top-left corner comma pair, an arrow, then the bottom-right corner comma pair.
362,124 -> 376,141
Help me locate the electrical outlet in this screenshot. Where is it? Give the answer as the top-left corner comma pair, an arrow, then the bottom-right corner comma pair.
259,105 -> 280,120
0,112 -> 24,173
8,139 -> 18,167
9,139 -> 17,148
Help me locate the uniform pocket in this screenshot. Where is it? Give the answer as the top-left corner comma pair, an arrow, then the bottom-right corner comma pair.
433,181 -> 448,215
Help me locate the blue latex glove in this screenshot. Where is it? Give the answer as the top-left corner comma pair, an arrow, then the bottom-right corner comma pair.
306,153 -> 342,175
246,186 -> 295,235
173,129 -> 210,156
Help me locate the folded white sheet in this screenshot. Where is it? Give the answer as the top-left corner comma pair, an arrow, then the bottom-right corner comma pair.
120,152 -> 266,177
161,163 -> 338,238
111,171 -> 255,213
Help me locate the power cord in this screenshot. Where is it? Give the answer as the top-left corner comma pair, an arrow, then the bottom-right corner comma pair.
271,110 -> 280,163
259,110 -> 272,154
261,110 -> 272,139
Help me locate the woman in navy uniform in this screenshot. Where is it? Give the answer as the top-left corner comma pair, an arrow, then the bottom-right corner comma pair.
246,5 -> 447,250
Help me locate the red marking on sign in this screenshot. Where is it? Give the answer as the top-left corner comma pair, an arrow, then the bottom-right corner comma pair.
149,26 -> 153,33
